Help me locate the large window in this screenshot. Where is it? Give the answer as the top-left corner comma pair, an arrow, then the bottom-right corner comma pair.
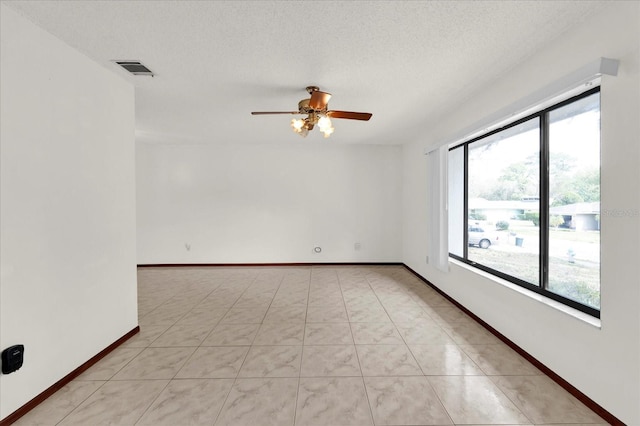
448,88 -> 600,317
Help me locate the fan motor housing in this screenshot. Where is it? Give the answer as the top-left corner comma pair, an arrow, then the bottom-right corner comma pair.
298,98 -> 327,114
298,99 -> 315,113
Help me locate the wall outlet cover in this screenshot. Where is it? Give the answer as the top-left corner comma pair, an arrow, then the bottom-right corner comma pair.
2,345 -> 24,374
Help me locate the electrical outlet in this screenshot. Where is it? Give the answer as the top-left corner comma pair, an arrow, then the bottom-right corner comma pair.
354,242 -> 361,251
426,255 -> 429,264
185,243 -> 191,251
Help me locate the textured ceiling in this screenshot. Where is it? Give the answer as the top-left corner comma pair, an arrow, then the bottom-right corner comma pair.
5,1 -> 607,145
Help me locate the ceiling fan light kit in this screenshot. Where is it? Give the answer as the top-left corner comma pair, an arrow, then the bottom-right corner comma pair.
252,86 -> 372,138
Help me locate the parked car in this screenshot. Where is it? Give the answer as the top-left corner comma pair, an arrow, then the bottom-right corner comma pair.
468,225 -> 499,249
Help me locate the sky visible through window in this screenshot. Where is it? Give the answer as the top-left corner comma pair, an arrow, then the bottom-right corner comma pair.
469,109 -> 599,189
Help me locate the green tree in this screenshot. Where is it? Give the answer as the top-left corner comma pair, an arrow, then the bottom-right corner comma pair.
485,161 -> 539,201
469,211 -> 487,220
552,191 -> 583,207
570,168 -> 600,202
496,220 -> 509,230
549,152 -> 576,177
524,211 -> 539,226
550,215 -> 564,228
476,152 -> 596,205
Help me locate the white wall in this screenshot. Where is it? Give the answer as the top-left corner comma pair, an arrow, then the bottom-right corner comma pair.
0,5 -> 137,420
137,142 -> 402,264
403,3 -> 639,424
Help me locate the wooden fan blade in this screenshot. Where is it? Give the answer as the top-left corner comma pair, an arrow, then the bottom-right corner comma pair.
251,111 -> 301,115
309,91 -> 332,110
327,110 -> 372,121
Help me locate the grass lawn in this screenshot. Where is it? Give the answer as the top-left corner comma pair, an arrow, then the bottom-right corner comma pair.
468,246 -> 600,309
509,224 -> 600,244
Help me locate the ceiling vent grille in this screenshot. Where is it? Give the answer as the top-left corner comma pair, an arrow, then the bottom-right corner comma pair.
114,60 -> 154,76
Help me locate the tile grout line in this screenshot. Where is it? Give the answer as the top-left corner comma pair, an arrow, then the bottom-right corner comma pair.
291,266 -> 312,426
337,268 -> 375,425
484,374 -> 537,425
53,380 -> 109,426
180,277 -> 234,349
422,374 -> 457,426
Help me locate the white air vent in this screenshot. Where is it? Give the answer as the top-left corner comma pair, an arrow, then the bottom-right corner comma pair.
113,60 -> 154,76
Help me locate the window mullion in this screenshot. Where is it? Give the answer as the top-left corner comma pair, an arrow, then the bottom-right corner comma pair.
540,113 -> 550,290
463,144 -> 469,260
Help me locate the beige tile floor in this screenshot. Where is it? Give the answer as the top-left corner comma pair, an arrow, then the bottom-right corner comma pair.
15,266 -> 610,426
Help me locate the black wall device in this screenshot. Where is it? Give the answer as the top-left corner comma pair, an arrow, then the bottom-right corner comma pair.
2,345 -> 24,374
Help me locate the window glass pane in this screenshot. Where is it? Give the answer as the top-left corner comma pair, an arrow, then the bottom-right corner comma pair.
448,147 -> 464,257
548,93 -> 600,309
467,118 -> 540,285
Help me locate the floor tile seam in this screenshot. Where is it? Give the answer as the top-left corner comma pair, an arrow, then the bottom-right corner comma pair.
137,299 -> 171,318
455,344 -> 537,377
354,342 -> 430,347
222,339 -> 258,385
130,377 -> 174,426
291,375 -> 302,426
99,345 -> 153,382
438,322 -> 468,344
300,270 -> 312,348
249,273 -> 295,324
156,345 -> 200,386
360,375 -> 454,426
241,344 -> 304,378
361,272 -> 409,344
236,372 -> 302,379
142,306 -> 197,333
51,380 -> 110,426
298,373 -> 364,378
171,289 -> 219,310
203,322 -> 260,347
483,374 -> 539,424
409,343 -> 486,377
360,373 -> 431,379
417,375 -> 457,426
354,373 -> 376,425
335,269 -> 366,351
351,324 -> 373,382
335,270 -> 369,385
226,273 -> 263,310
361,290 -> 427,356
110,376 -> 216,381
150,323 -> 220,349
210,376 -> 241,426
480,372 -> 543,376
148,340 -> 252,349
138,303 -> 186,324
300,342 -> 367,346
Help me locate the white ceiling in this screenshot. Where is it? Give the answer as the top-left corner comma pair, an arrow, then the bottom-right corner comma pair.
5,0 -> 607,146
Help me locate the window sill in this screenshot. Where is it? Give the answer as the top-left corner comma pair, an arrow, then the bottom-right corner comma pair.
448,257 -> 602,329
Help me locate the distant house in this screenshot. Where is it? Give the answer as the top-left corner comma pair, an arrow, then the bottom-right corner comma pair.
550,201 -> 600,230
469,198 -> 539,222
